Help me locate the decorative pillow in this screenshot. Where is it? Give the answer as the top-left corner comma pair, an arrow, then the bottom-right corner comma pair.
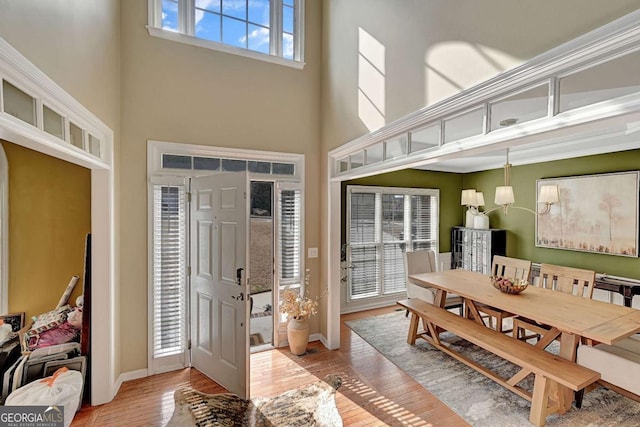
31,305 -> 72,333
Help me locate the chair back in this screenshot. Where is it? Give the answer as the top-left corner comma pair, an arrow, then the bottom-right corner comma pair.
491,255 -> 531,281
538,263 -> 596,298
404,250 -> 437,281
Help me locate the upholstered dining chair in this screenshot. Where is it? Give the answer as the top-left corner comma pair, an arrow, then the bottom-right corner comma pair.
470,255 -> 531,333
513,263 -> 596,341
404,250 -> 463,314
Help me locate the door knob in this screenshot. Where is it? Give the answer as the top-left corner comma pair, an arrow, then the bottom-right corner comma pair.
232,292 -> 244,301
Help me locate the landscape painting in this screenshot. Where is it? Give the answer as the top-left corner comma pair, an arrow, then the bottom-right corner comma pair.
536,171 -> 639,257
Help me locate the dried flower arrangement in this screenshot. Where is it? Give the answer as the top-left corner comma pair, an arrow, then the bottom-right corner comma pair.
279,269 -> 320,320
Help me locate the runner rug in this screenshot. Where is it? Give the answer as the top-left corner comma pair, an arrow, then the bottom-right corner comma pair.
346,310 -> 640,426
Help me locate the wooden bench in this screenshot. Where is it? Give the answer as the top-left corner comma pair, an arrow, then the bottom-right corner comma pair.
398,298 -> 600,426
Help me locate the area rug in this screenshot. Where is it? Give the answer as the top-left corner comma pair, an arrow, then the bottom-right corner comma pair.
167,374 -> 343,426
346,310 -> 640,426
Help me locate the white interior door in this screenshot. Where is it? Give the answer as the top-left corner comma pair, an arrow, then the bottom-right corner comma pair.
190,172 -> 249,398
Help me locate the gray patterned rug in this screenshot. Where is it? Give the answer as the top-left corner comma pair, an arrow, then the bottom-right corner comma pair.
346,310 -> 640,426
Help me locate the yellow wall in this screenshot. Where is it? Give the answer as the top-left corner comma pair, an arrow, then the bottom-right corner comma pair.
2,141 -> 91,323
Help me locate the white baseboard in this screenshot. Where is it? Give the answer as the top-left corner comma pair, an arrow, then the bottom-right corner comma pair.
114,368 -> 149,396
313,333 -> 330,349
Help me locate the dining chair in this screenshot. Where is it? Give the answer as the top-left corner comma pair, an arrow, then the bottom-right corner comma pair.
469,255 -> 531,333
404,250 -> 463,314
513,263 -> 596,341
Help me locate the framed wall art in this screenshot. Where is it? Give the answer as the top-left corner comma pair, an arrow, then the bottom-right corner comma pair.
536,171 -> 640,257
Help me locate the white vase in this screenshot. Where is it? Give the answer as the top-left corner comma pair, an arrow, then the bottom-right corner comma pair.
473,213 -> 489,229
287,317 -> 310,355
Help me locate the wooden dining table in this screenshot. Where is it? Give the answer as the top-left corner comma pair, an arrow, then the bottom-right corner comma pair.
409,269 -> 640,411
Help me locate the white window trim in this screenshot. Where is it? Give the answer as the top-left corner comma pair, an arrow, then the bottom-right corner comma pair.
147,175 -> 189,375
0,145 -> 7,315
146,0 -> 306,70
343,185 -> 440,313
147,140 -> 304,362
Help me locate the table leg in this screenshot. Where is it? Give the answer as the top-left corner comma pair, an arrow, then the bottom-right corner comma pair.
407,312 -> 419,345
434,289 -> 447,308
552,332 -> 580,413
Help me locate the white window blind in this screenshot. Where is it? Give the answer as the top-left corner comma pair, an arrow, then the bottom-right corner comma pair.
349,192 -> 379,298
347,186 -> 439,302
152,185 -> 186,358
278,188 -> 301,285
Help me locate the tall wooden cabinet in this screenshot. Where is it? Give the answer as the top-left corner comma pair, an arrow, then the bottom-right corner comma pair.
451,227 -> 506,275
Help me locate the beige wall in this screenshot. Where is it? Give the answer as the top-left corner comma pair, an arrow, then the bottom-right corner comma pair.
321,1 -> 640,151
119,1 -> 322,371
319,2 -> 639,337
0,0 -> 121,373
2,141 -> 90,322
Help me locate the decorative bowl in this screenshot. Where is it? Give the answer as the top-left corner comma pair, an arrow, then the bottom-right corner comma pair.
490,276 -> 528,294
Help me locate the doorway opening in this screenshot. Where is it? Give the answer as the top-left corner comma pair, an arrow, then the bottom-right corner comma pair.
249,181 -> 275,352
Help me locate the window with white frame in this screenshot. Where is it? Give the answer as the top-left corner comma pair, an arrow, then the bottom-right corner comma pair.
151,183 -> 187,359
149,0 -> 304,65
346,186 -> 439,301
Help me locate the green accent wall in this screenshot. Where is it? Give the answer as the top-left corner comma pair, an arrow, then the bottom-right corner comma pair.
464,148 -> 640,279
341,149 -> 640,280
342,169 -> 463,253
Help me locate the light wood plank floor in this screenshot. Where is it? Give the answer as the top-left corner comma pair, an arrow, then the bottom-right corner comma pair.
71,307 -> 468,426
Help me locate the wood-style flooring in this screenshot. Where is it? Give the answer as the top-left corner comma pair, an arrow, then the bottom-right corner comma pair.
71,307 -> 468,426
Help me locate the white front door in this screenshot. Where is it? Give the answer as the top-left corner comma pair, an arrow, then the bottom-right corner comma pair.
190,172 -> 249,398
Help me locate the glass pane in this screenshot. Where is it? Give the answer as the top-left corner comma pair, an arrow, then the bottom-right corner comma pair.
195,10 -> 221,42
443,107 -> 484,143
283,4 -> 294,33
559,51 -> 640,113
88,134 -> 101,157
490,83 -> 548,131
221,158 -> 246,171
282,32 -> 294,60
337,159 -> 348,173
349,193 -> 376,244
222,16 -> 247,48
222,0 -> 246,20
411,195 -> 434,242
381,194 -> 404,242
162,154 -> 192,169
248,0 -> 269,26
283,0 -> 294,6
161,0 -> 179,31
248,161 -> 270,173
193,157 -> 220,170
271,162 -> 294,175
69,122 -> 84,149
248,24 -> 269,54
365,143 -> 383,165
250,181 -> 272,217
349,246 -> 379,299
279,189 -> 300,281
43,105 -> 64,140
196,0 -> 220,12
2,80 -> 36,126
410,124 -> 439,152
350,152 -> 364,169
384,136 -> 407,160
383,243 -> 406,294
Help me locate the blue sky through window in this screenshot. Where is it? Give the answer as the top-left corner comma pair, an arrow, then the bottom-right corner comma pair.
162,0 -> 179,31
159,0 -> 299,61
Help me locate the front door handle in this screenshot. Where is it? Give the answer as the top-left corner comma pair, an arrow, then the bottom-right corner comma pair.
236,268 -> 244,286
232,292 -> 244,301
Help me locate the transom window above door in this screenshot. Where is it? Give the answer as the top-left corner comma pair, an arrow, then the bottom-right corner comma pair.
148,0 -> 305,68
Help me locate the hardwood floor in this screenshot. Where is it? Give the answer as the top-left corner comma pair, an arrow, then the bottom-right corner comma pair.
71,307 -> 468,426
